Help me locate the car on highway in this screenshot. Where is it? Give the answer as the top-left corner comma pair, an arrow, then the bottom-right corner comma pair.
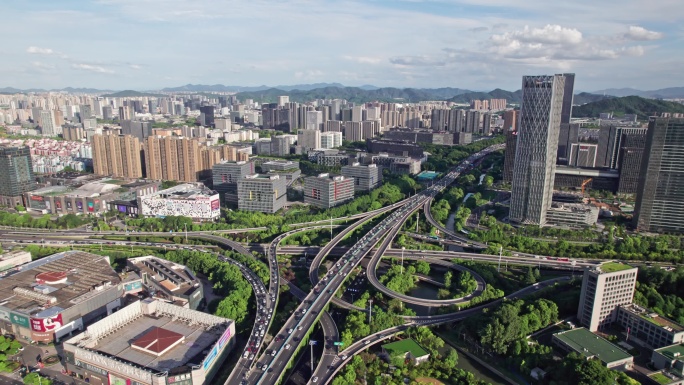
312,377 -> 318,383
285,344 -> 291,350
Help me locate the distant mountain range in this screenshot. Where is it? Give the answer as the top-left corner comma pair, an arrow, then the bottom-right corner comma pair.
101,90 -> 165,98
573,96 -> 684,119
0,86 -> 115,94
592,87 -> 684,99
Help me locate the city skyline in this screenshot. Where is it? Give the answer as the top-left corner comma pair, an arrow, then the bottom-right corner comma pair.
1,0 -> 679,91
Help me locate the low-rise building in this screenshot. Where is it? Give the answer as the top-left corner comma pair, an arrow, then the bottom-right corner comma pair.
0,250 -> 32,273
261,160 -> 301,185
341,163 -> 382,191
552,328 -> 633,369
237,174 -> 287,213
138,183 -> 220,221
545,202 -> 599,229
212,160 -> 255,205
381,338 -> 430,366
63,299 -> 234,385
618,304 -> 684,349
0,251 -> 123,343
127,256 -> 204,310
25,178 -> 159,216
304,174 -> 354,208
651,343 -> 684,384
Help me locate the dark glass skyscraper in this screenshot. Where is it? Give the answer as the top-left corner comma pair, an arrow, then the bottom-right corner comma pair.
0,145 -> 36,207
510,74 -> 571,225
634,117 -> 684,233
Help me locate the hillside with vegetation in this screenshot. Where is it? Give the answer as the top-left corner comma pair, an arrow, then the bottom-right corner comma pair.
572,95 -> 684,119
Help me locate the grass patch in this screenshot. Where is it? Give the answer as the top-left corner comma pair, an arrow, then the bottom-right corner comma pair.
600,262 -> 633,273
650,373 -> 671,385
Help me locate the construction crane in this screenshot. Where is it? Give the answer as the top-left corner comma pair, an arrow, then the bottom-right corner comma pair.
581,178 -> 593,196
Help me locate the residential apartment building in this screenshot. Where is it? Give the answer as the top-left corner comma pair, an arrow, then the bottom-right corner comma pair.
237,174 -> 287,213
304,174 -> 354,208
577,263 -> 638,331
341,163 -> 382,191
92,134 -> 143,178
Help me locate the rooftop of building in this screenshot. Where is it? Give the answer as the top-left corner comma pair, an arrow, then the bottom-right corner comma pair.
242,173 -> 281,181
382,338 -> 429,358
66,300 -> 230,374
548,202 -> 599,213
0,251 -> 120,316
621,304 -> 684,333
142,183 -> 217,200
656,343 -> 684,361
128,256 -> 200,297
553,328 -> 632,364
599,262 -> 634,273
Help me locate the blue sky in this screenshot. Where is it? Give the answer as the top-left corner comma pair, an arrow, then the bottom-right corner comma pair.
2,0 -> 682,92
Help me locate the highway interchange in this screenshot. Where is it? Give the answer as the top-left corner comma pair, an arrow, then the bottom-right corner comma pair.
0,143 -> 618,385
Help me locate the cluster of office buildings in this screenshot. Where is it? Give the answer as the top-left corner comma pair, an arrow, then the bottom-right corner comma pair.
505,73 -> 684,233
554,262 -> 684,382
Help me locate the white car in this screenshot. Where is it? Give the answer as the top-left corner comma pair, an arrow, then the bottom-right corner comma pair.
312,377 -> 319,383
285,344 -> 291,350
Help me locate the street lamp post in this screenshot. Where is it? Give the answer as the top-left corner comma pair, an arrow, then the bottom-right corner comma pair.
401,247 -> 406,274
368,299 -> 373,325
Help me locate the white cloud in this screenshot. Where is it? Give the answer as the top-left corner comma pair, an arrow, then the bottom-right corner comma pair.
294,69 -> 323,80
491,24 -> 583,46
625,26 -> 663,41
342,56 -> 382,65
71,63 -> 114,74
27,46 -> 55,55
390,55 -> 446,67
129,64 -> 142,70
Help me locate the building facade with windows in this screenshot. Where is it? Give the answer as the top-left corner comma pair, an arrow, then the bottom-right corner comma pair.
510,74 -> 572,225
237,174 -> 287,213
304,174 -> 354,208
577,263 -> 638,331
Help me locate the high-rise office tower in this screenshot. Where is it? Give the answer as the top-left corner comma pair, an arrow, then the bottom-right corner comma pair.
102,106 -> 113,121
0,145 -> 36,207
597,126 -> 648,170
503,132 -> 518,184
557,123 -> 579,165
199,105 -> 215,127
278,96 -> 289,108
92,134 -> 143,178
634,117 -> 684,233
304,174 -> 355,208
617,131 -> 648,194
509,74 -> 571,225
577,263 -> 638,331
